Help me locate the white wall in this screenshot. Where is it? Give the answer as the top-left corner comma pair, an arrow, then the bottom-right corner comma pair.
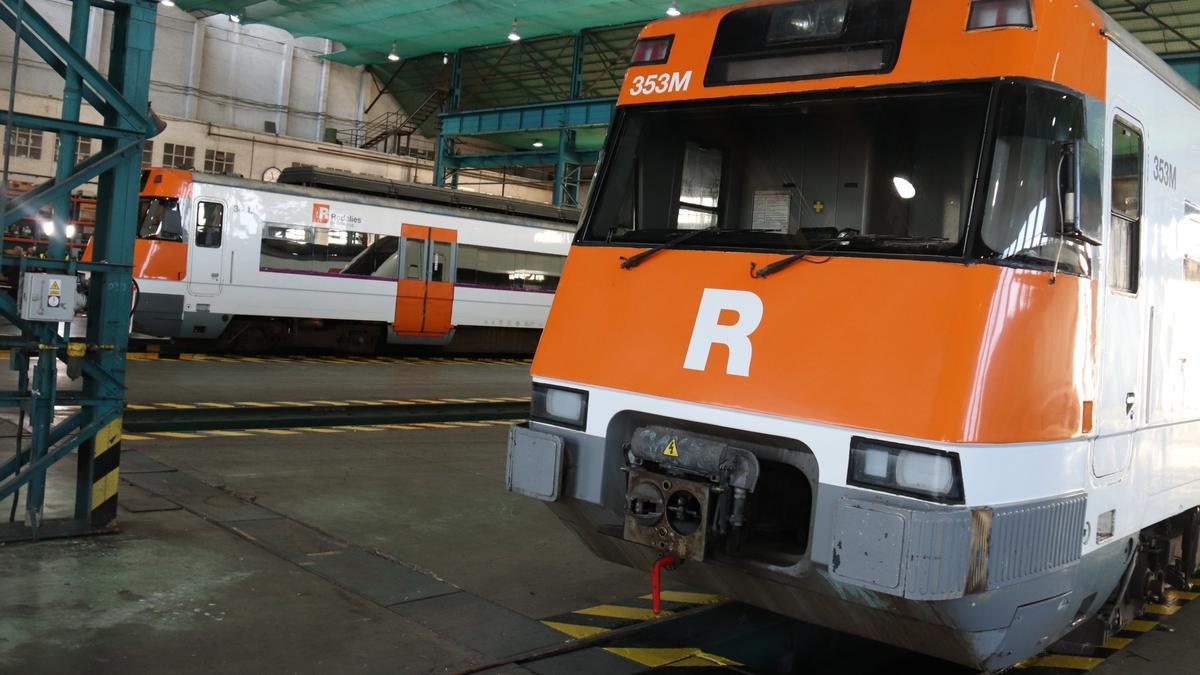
0,0 -> 556,204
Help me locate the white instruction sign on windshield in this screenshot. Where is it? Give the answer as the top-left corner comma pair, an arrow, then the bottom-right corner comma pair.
751,191 -> 791,231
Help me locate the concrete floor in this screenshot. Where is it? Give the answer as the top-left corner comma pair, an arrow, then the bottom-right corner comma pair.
0,426 -> 648,674
1,358 -> 1198,673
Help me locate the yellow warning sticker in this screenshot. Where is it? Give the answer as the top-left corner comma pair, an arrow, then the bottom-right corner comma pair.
663,438 -> 679,457
48,280 -> 61,296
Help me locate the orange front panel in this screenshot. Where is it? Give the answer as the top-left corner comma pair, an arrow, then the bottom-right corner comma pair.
622,0 -> 1108,106
133,239 -> 188,281
532,247 -> 1097,445
394,279 -> 426,333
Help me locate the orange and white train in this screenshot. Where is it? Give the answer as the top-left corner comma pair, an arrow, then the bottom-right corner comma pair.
91,168 -> 575,352
506,0 -> 1200,670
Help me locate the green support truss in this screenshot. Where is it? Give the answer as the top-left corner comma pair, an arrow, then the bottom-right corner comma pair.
0,0 -> 157,541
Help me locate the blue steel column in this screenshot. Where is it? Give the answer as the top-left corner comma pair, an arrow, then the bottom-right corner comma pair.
433,49 -> 462,188
21,0 -> 91,534
79,0 -> 156,528
553,32 -> 585,207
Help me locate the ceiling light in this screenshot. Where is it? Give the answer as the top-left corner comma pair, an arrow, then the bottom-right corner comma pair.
442,52 -> 449,65
229,13 -> 241,23
388,41 -> 400,62
39,220 -> 54,236
892,176 -> 916,200
666,1 -> 681,17
160,0 -> 176,6
65,224 -> 77,238
508,18 -> 521,42
532,139 -> 544,148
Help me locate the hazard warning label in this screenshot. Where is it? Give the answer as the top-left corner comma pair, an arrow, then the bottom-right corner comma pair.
663,438 -> 679,457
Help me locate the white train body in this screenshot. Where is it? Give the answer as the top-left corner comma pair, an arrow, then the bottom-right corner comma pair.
113,169 -> 574,350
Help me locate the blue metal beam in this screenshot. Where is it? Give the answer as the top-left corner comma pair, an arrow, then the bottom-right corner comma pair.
440,97 -> 615,136
446,149 -> 600,169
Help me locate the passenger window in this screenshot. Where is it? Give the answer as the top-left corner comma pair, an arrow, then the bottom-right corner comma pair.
1109,121 -> 1142,293
677,142 -> 722,230
430,241 -> 454,282
196,201 -> 224,248
403,238 -> 425,280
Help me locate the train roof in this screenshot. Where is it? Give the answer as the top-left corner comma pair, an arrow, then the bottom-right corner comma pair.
276,166 -> 582,226
181,169 -> 580,233
1103,13 -> 1200,112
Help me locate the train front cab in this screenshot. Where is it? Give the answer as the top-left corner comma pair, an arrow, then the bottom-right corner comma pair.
507,0 -> 1200,671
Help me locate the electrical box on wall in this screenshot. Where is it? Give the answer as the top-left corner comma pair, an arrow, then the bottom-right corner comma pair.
18,273 -> 76,322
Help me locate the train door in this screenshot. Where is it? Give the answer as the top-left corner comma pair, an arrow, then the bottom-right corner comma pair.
187,199 -> 226,297
394,225 -> 457,336
1093,113 -> 1145,480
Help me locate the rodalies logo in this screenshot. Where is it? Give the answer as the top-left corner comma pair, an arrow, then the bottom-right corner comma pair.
312,203 -> 331,224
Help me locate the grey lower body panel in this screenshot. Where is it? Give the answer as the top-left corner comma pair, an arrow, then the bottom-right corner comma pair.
511,421 -> 1132,672
132,292 -> 184,337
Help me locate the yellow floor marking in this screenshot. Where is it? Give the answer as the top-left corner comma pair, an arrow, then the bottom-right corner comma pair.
292,427 -> 345,433
195,402 -> 236,408
377,424 -> 420,430
1125,619 -> 1158,632
125,404 -> 155,410
253,429 -> 302,435
233,401 -> 281,408
204,430 -> 255,437
439,398 -> 480,403
1166,589 -> 1199,601
638,591 -> 724,605
309,400 -> 351,406
344,400 -> 386,406
1015,654 -> 1103,671
332,425 -> 384,432
237,357 -> 269,363
497,396 -> 532,402
158,403 -> 198,409
464,397 -> 504,403
410,399 -> 449,404
273,401 -> 315,407
447,421 -> 494,427
379,400 -> 417,405
148,431 -> 206,439
120,433 -> 152,441
603,648 -> 740,668
1103,637 -> 1133,650
1145,603 -> 1181,615
411,422 -> 457,429
540,621 -> 609,639
574,605 -> 666,621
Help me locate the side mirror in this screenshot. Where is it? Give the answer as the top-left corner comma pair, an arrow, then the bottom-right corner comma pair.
1058,139 -> 1103,246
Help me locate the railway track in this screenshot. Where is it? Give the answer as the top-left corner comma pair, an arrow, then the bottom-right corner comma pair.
121,397 -> 531,433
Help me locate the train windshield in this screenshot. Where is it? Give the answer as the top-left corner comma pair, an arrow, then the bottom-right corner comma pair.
137,197 -> 184,242
976,83 -> 1095,276
583,85 -> 990,255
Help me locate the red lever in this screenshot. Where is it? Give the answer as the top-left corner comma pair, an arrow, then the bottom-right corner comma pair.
651,555 -> 679,615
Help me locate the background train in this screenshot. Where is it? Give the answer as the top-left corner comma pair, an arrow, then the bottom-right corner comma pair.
508,0 -> 1200,672
99,167 -> 577,353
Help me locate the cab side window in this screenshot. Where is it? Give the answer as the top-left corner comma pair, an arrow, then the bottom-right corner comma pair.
196,201 -> 224,248
1109,121 -> 1142,293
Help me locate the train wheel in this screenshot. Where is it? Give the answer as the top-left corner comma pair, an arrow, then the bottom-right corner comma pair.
230,325 -> 270,354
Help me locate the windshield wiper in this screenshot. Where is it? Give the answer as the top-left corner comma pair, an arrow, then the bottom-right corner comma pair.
750,232 -> 853,278
750,232 -> 950,278
619,225 -> 719,270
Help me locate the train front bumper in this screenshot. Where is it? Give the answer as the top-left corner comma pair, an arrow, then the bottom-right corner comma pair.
507,421 -> 1130,671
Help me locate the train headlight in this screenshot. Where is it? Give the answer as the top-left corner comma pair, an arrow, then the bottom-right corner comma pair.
531,383 -> 589,429
848,438 -> 964,504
